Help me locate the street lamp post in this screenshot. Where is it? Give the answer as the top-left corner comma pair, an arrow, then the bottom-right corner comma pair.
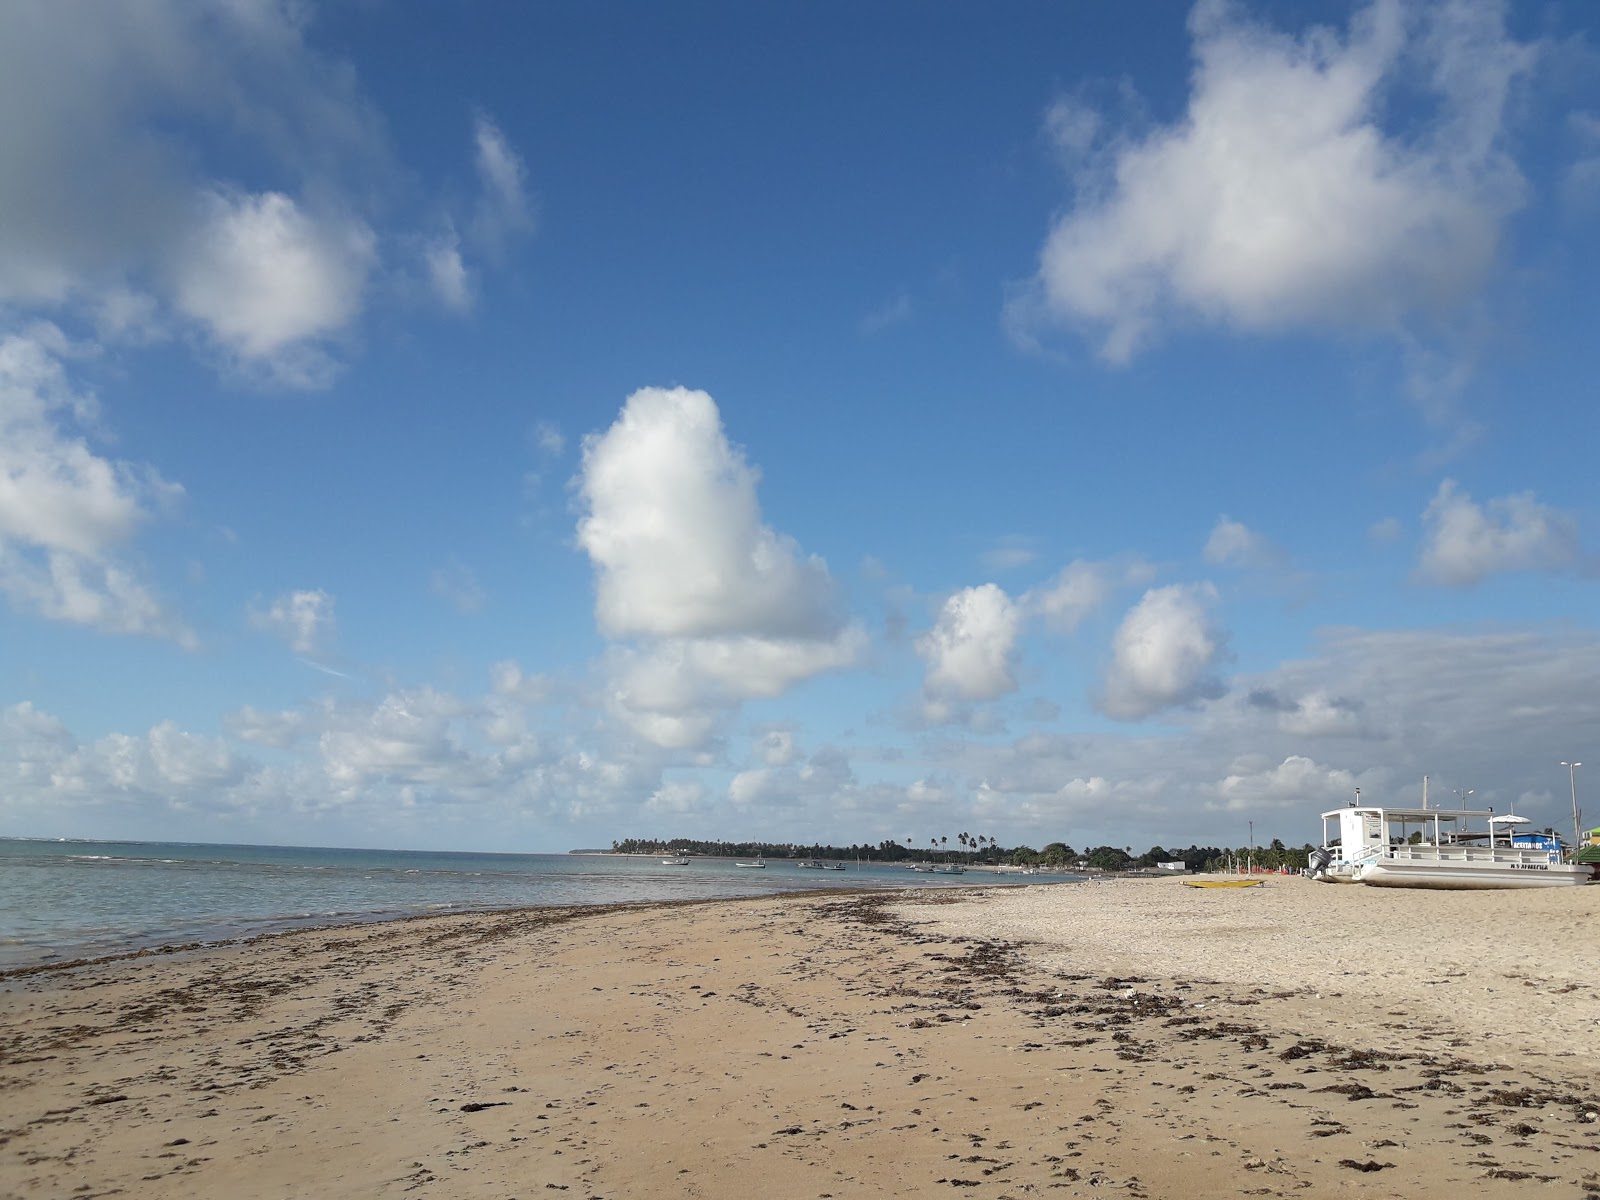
1454,787 -> 1473,810
1560,762 -> 1583,853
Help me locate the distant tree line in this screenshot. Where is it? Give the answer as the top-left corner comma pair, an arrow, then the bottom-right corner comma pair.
1197,838 -> 1314,873
607,836 -> 1312,872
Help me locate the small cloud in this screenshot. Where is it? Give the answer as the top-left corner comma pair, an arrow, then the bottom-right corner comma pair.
1099,583 -> 1227,720
979,536 -> 1038,571
1203,516 -> 1284,569
174,190 -> 376,386
424,232 -> 472,312
1415,480 -> 1581,587
1563,111 -> 1600,215
295,656 -> 351,679
917,584 -> 1020,706
1022,557 -> 1149,634
1042,95 -> 1102,162
644,779 -> 706,815
1369,516 -> 1404,544
1013,3 -> 1533,363
757,729 -> 797,767
250,588 -> 335,655
469,113 -> 535,259
859,291 -> 912,336
1024,697 -> 1061,722
431,559 -> 485,614
489,659 -> 550,704
533,420 -> 565,456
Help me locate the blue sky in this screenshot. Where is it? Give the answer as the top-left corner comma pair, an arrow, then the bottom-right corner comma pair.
3,0 -> 1599,853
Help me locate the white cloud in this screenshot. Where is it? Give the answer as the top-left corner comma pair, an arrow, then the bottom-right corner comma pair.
645,779 -> 706,815
577,387 -> 862,748
431,559 -> 486,614
533,420 -> 565,456
0,2 -> 398,380
0,330 -> 174,554
579,387 -> 844,641
1100,583 -> 1226,719
859,292 -> 913,336
1209,754 -> 1365,813
918,584 -> 1021,703
1416,479 -> 1581,587
424,231 -> 472,312
907,623 -> 1600,847
673,631 -> 867,698
173,190 -> 375,382
1369,515 -> 1404,544
225,705 -> 310,748
1564,110 -> 1600,214
757,729 -> 797,767
1043,96 -> 1103,162
251,589 -> 336,655
1203,515 -> 1283,568
1015,0 -> 1531,361
602,628 -> 866,748
0,328 -> 191,642
1245,687 -> 1368,738
728,747 -> 855,810
7,621 -> 1600,851
978,536 -> 1037,571
1022,557 -> 1149,633
469,114 -> 534,258
0,705 -> 252,820
489,659 -> 552,704
1,685 -> 683,844
318,688 -> 484,790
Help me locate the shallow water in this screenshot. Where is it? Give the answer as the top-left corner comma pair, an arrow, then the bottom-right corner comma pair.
0,839 -> 1067,968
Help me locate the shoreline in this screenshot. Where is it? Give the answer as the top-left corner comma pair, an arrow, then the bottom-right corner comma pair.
0,890 -> 858,983
3,879 -> 1596,1198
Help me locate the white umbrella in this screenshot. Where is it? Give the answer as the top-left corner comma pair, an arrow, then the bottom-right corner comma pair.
1488,814 -> 1530,824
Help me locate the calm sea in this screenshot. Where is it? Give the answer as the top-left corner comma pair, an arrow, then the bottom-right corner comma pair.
0,839 -> 1060,969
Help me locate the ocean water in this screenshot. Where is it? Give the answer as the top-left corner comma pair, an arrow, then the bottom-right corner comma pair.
0,839 -> 1059,969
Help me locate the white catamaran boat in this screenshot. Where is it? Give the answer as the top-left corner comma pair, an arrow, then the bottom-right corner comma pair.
1311,803 -> 1593,890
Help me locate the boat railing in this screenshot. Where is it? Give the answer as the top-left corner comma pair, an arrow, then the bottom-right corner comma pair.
1379,843 -> 1560,865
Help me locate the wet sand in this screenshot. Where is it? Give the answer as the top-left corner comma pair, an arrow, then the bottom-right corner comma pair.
2,878 -> 1597,1198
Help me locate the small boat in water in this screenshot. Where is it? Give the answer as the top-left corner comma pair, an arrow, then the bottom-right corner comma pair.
735,857 -> 765,868
1310,802 -> 1594,890
661,854 -> 690,866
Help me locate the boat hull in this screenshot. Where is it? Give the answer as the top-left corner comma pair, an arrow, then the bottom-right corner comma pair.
1358,860 -> 1591,889
1312,865 -> 1361,884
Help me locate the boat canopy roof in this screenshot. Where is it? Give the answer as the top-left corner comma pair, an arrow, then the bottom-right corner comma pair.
1318,805 -> 1501,823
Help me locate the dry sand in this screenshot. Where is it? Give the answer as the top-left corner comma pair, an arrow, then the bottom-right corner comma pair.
1,877 -> 1597,1199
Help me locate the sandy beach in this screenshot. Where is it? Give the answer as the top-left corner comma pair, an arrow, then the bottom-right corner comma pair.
2,877 -> 1597,1199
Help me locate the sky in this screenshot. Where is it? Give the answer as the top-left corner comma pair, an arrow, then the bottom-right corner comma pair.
2,0 -> 1599,855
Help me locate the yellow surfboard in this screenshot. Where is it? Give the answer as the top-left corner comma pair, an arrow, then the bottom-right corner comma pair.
1182,879 -> 1265,888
